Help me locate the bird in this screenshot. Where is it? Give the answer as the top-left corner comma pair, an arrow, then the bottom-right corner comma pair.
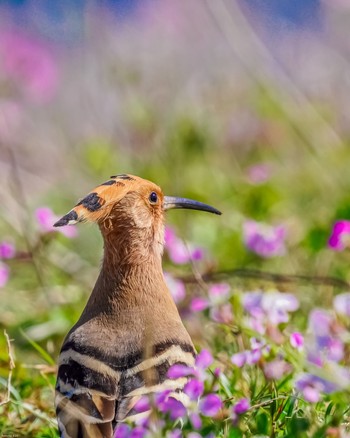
53,174 -> 221,438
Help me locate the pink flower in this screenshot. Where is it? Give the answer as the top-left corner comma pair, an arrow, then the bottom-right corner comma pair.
164,226 -> 203,264
199,394 -> 222,417
0,241 -> 15,259
243,220 -> 286,258
35,207 -> 77,238
246,164 -> 271,185
328,220 -> 350,251
0,30 -> 59,103
164,272 -> 186,303
290,332 -> 304,351
191,282 -> 232,323
209,304 -> 233,324
190,297 -> 210,312
208,283 -> 230,304
231,352 -> 247,367
263,359 -> 293,380
0,262 -> 9,287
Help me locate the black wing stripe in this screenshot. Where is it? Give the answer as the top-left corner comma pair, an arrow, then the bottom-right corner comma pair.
57,359 -> 117,397
61,339 -> 195,372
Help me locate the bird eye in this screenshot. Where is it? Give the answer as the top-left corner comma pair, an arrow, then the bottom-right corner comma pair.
149,192 -> 158,203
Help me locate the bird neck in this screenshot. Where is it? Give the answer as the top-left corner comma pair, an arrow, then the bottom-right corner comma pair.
72,221 -> 192,353
100,218 -> 164,269
81,222 -> 168,313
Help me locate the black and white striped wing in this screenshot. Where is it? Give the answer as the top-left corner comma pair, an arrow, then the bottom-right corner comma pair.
56,340 -> 195,437
56,346 -> 119,438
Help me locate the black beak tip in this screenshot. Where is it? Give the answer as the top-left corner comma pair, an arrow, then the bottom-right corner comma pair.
53,210 -> 78,227
54,217 -> 68,227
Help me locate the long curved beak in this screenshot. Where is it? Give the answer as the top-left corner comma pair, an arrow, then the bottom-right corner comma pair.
163,196 -> 221,215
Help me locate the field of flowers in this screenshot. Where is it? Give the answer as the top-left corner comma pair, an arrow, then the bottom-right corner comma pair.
1,1 -> 350,437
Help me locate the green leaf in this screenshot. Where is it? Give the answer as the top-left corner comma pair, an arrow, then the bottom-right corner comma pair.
256,410 -> 271,435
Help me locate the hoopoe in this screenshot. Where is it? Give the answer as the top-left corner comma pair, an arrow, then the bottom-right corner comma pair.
54,174 -> 221,438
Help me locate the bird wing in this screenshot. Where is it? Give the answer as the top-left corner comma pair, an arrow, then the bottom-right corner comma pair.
55,346 -> 120,438
56,339 -> 196,437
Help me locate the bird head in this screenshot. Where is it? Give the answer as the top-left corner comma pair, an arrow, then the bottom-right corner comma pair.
54,174 -> 221,229
54,174 -> 221,261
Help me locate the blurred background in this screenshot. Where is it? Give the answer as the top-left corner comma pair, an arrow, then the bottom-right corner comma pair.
1,0 -> 350,435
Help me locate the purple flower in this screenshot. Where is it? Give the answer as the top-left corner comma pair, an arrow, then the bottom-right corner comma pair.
190,297 -> 210,312
328,220 -> 350,251
324,338 -> 344,362
243,220 -> 286,258
290,332 -> 304,350
159,397 -> 186,420
334,293 -> 350,317
295,373 -> 338,403
191,282 -> 232,322
307,351 -> 323,367
164,272 -> 186,303
231,352 -> 247,367
308,309 -> 332,337
0,30 -> 59,103
155,390 -> 172,406
262,292 -> 299,325
184,379 -> 204,400
195,349 -> 213,369
0,242 -> 15,259
246,349 -> 262,365
130,427 -> 147,438
167,364 -> 193,379
243,290 -> 299,330
250,338 -> 265,350
0,263 -> 9,287
263,359 -> 293,380
167,430 -> 182,438
189,412 -> 202,429
114,423 -> 131,438
35,207 -> 77,238
233,398 -> 250,415
191,248 -> 204,261
242,291 -> 263,316
133,396 -> 150,413
199,394 -> 222,417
